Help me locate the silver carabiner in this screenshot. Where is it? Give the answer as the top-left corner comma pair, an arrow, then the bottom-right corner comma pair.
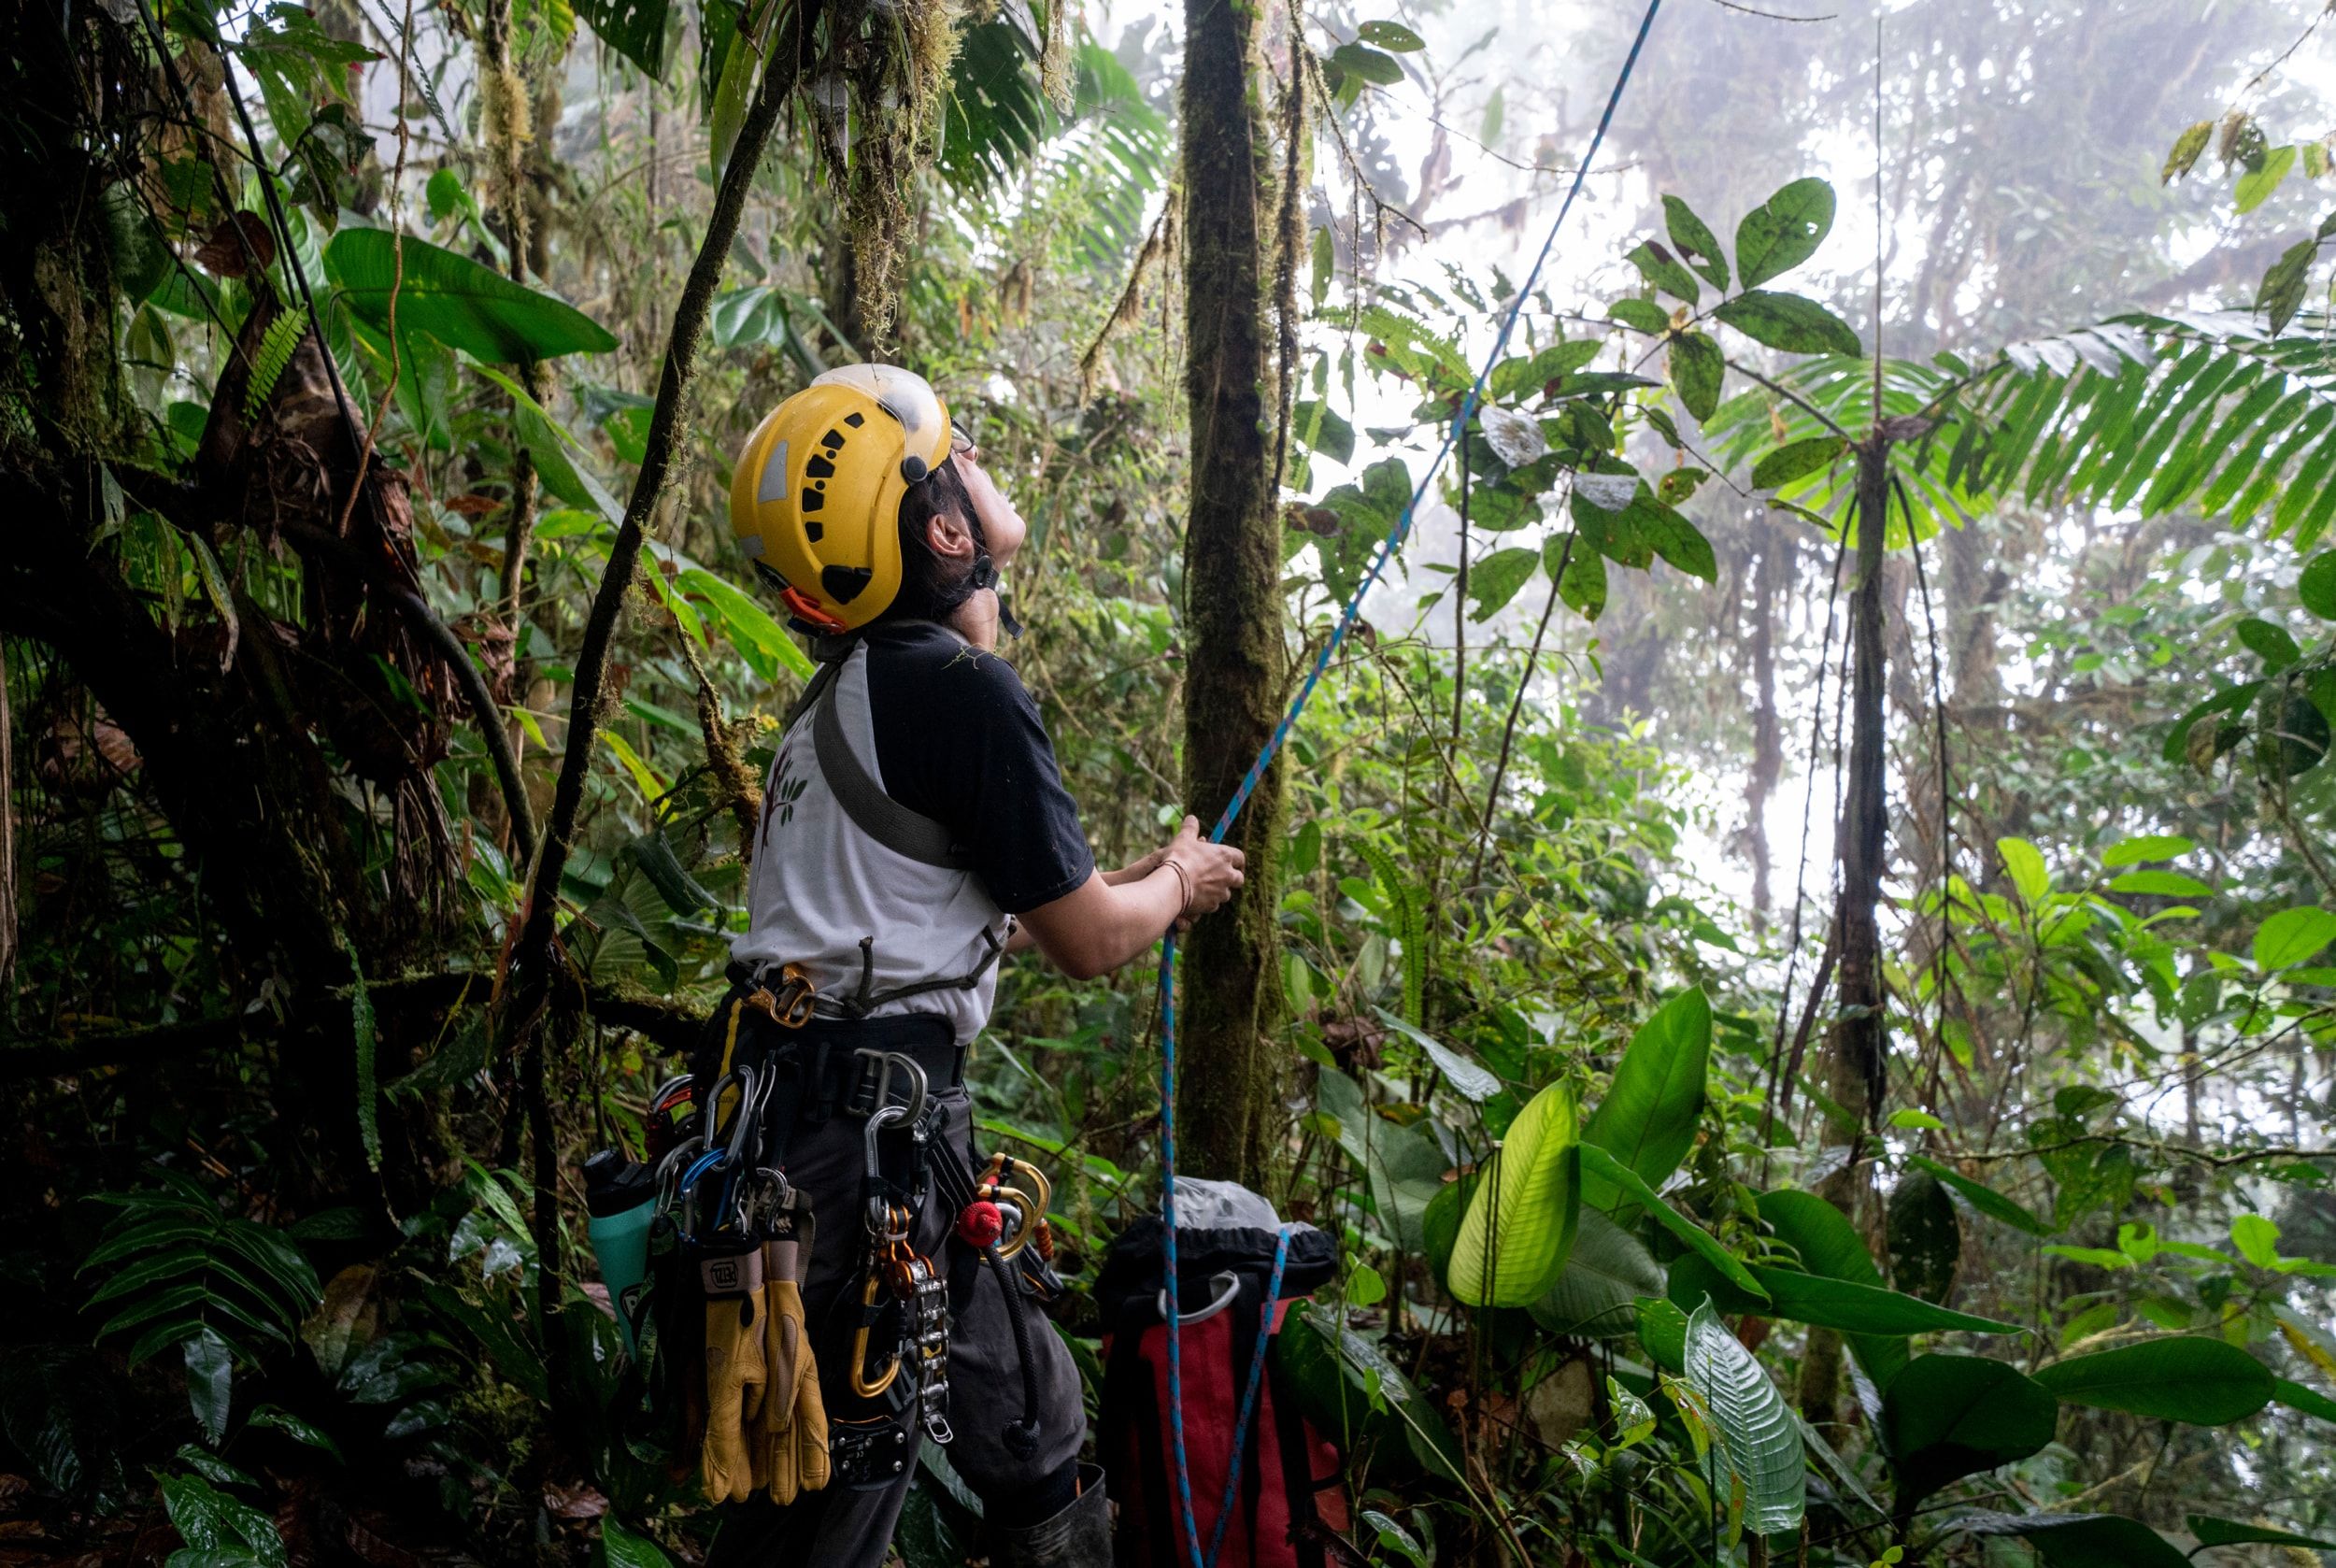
851,1048 -> 930,1127
863,1100 -> 911,1233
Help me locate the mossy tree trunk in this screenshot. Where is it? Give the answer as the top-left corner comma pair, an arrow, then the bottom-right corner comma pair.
1175,0 -> 1289,1186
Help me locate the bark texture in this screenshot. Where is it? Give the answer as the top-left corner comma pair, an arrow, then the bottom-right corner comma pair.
1175,0 -> 1288,1184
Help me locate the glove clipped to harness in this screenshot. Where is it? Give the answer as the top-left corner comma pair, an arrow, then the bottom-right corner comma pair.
753,1194 -> 830,1504
699,1243 -> 770,1504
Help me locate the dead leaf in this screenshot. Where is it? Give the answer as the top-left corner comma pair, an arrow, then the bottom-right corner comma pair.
194,212 -> 276,278
542,1483 -> 607,1521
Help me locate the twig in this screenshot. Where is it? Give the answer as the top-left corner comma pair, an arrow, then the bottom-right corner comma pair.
336,0 -> 415,536
1465,525 -> 1574,890
507,35 -> 803,996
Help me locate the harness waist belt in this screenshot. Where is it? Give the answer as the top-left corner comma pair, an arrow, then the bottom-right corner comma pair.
719,968 -> 966,1100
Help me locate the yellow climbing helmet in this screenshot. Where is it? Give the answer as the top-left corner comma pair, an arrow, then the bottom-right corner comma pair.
728,364 -> 953,633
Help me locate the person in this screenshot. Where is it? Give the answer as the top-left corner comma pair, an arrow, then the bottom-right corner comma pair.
693,363 -> 1245,1568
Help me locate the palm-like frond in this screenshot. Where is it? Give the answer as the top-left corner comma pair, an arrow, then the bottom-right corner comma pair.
1953,310 -> 2336,546
1708,312 -> 2336,548
939,18 -> 1169,266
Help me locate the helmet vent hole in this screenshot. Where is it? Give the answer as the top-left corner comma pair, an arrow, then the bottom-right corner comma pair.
805,522 -> 823,542
844,412 -> 866,427
805,454 -> 836,479
802,490 -> 825,513
819,429 -> 847,451
821,564 -> 874,604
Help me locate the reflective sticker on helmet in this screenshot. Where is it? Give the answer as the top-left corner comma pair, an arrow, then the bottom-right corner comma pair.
756,438 -> 791,504
737,531 -> 765,560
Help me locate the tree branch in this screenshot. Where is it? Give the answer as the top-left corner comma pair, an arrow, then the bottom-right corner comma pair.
509,42 -> 801,991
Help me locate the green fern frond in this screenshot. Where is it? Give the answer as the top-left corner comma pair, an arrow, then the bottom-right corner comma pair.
1353,837 -> 1426,1024
241,312 -> 307,424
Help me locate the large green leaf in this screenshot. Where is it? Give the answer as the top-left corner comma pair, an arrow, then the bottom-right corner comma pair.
2030,1337 -> 2273,1425
1713,291 -> 1861,357
1580,988 -> 1711,1213
1886,1169 -> 1962,1304
1685,1299 -> 1804,1534
1953,1513 -> 2190,1568
1881,1355 -> 2058,1507
1448,1082 -> 1580,1305
2188,1515 -> 2336,1551
1662,194 -> 1729,290
1671,331 -> 1725,422
1276,1301 -> 1462,1483
1529,1208 -> 1664,1337
157,1473 -> 287,1568
1636,1295 -> 1688,1373
1318,1067 -> 1449,1253
474,365 -> 623,523
325,228 -> 618,363
2275,1375 -> 2336,1424
599,1518 -> 673,1568
1666,1254 -> 2016,1337
1906,1154 -> 2053,1236
1578,1144 -> 1766,1302
1734,178 -> 1836,290
1761,1190 -> 1908,1391
575,0 -> 670,78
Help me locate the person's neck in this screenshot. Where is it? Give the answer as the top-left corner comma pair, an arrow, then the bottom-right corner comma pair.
947,589 -> 1001,651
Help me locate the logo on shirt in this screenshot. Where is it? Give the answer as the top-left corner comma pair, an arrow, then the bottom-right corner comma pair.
761,742 -> 807,848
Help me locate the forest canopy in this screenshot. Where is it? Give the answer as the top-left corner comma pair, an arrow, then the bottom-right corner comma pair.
7,0 -> 2336,1564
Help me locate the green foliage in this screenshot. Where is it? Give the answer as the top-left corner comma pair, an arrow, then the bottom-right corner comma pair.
1956,1512 -> 2192,1568
240,313 -> 308,422
78,1174 -> 321,1441
1732,178 -> 1836,290
324,228 -> 619,362
1880,1355 -> 2058,1509
1683,1298 -> 1803,1533
1578,987 -> 1711,1214
2030,1337 -> 2275,1425
1447,1082 -> 1580,1305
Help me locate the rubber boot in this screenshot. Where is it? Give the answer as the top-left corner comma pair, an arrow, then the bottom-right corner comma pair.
992,1464 -> 1110,1568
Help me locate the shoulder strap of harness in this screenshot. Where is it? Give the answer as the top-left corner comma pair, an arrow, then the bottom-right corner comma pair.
791,623 -> 976,873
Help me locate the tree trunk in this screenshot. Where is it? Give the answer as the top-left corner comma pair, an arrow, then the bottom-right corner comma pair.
1745,519 -> 1788,933
1802,438 -> 1892,1430
1175,0 -> 1288,1185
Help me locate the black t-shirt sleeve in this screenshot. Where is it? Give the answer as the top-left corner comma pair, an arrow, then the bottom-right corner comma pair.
866,634 -> 1096,914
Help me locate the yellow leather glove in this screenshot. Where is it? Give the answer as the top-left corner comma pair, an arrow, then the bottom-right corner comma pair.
699,1246 -> 769,1505
755,1213 -> 831,1504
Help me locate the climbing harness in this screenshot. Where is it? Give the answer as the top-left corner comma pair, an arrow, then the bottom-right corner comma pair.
1148,5 -> 1668,1564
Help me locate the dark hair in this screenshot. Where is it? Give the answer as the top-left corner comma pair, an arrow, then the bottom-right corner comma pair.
887,458 -> 981,623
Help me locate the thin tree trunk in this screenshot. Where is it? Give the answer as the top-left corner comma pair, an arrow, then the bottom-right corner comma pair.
1745,520 -> 1788,933
499,36 -> 801,1384
1802,439 -> 1892,1431
1175,0 -> 1288,1184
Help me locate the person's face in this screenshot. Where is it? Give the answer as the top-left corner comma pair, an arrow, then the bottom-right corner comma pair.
947,428 -> 1025,570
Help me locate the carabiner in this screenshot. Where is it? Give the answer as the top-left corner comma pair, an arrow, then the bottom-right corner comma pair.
977,1155 -> 1054,1261
848,1269 -> 902,1398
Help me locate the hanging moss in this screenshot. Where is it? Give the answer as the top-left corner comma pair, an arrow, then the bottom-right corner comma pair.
825,0 -> 964,350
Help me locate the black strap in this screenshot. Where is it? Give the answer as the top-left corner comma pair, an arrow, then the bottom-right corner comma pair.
792,623 -> 977,872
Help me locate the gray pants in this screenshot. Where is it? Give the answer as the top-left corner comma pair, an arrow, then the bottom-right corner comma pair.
704,1083 -> 1085,1568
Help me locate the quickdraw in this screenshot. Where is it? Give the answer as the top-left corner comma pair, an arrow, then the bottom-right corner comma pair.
848,1058 -> 955,1446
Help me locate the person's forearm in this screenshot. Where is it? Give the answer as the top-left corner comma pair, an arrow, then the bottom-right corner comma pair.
1019,866 -> 1186,979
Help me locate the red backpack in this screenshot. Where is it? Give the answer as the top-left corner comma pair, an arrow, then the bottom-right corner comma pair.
1096,1207 -> 1346,1568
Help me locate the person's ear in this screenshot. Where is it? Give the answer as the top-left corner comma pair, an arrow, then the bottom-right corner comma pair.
923,507 -> 976,563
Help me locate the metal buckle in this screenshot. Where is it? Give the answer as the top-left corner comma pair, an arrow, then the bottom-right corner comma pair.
846,1048 -> 929,1123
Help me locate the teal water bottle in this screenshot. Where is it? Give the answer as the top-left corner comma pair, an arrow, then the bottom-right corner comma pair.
583,1150 -> 657,1357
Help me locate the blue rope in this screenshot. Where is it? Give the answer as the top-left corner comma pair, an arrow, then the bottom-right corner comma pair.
1157,6 -> 1666,1565
1202,1226 -> 1292,1568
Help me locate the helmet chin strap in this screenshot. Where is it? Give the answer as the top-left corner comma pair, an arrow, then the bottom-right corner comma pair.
964,511 -> 1023,639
